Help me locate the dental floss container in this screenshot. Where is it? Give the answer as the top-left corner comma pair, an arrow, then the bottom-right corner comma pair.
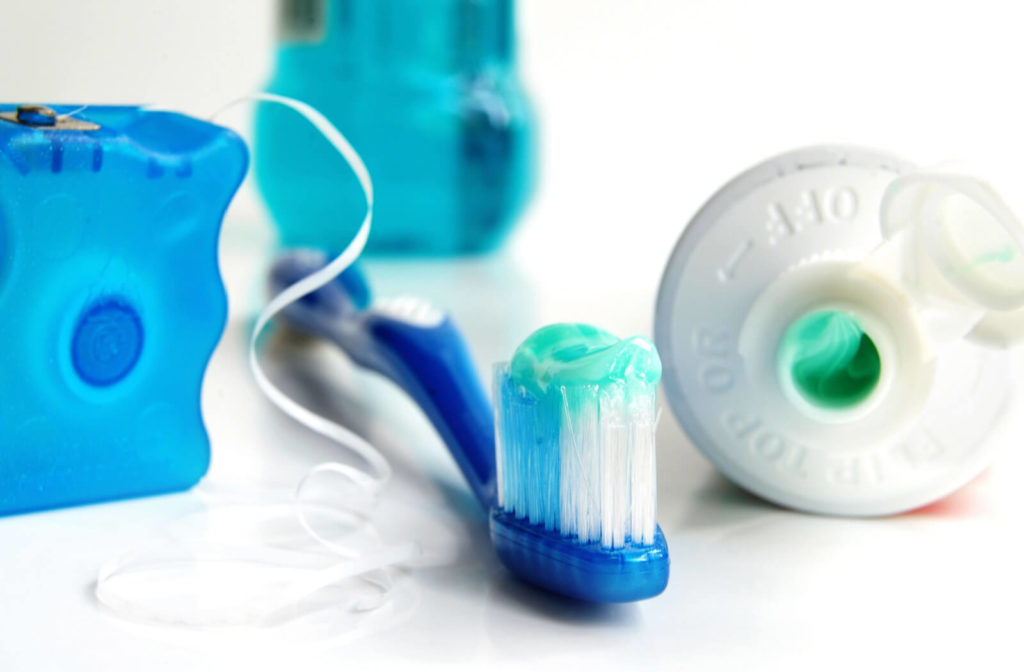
0,104 -> 247,516
255,0 -> 536,255
656,146 -> 1024,516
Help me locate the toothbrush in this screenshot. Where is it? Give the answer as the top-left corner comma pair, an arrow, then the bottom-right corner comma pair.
270,251 -> 670,603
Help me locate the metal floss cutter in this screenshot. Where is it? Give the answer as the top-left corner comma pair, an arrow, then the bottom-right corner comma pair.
656,146 -> 1024,516
0,104 -> 247,516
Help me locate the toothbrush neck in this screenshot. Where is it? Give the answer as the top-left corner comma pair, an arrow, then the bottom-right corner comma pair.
369,316 -> 497,509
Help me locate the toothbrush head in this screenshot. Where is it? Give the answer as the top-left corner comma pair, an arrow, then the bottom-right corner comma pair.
492,324 -> 670,603
266,257 -> 670,602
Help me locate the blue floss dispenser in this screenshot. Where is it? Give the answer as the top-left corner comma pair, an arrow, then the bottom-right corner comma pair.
0,104 -> 247,516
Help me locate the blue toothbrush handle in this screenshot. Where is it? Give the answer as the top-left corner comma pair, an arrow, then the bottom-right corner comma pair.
364,315 -> 497,509
269,254 -> 496,509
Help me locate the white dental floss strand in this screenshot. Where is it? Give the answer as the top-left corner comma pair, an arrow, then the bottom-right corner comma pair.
95,94 -> 421,628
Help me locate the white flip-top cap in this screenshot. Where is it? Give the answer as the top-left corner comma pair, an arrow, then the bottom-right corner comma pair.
879,172 -> 1024,343
656,146 -> 1020,516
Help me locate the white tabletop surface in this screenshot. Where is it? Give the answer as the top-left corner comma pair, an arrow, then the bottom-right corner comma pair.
5,234 -> 1024,672
3,1 -> 1024,670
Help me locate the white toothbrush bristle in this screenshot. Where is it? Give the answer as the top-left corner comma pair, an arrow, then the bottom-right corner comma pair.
494,368 -> 658,549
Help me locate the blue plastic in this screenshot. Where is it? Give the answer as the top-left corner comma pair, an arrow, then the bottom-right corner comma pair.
491,512 -> 670,603
71,298 -> 145,387
271,254 -> 497,504
271,252 -> 669,602
0,104 -> 248,516
255,0 -> 536,255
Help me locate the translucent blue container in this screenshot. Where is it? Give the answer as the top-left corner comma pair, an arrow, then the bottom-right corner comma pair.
0,105 -> 247,516
255,0 -> 536,255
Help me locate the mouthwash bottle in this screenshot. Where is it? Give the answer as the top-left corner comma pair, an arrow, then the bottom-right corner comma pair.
255,0 -> 536,255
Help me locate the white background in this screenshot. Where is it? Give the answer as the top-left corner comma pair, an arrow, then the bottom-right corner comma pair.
2,1 -> 1024,670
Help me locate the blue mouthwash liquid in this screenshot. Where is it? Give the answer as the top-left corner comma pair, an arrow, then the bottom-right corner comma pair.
255,0 -> 536,255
